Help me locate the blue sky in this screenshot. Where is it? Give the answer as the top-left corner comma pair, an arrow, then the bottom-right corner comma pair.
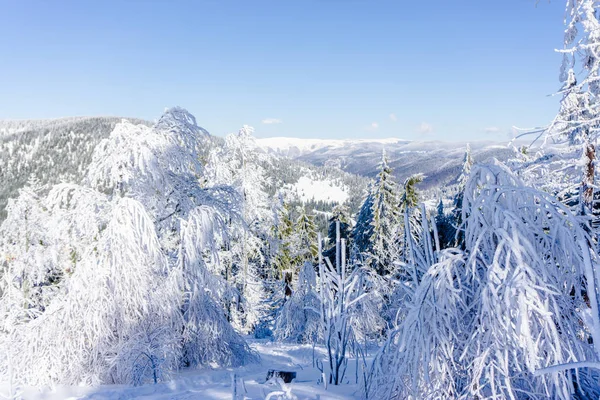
0,1 -> 566,141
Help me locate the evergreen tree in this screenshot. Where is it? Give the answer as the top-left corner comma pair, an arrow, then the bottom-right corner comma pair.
369,151 -> 400,275
351,183 -> 375,260
433,198 -> 455,249
398,173 -> 425,267
532,1 -> 600,219
293,206 -> 318,266
272,199 -> 294,278
274,261 -> 321,343
451,144 -> 473,248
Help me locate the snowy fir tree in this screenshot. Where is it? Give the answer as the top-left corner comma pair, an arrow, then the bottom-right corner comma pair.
398,173 -> 426,269
434,198 -> 455,249
451,144 -> 473,249
274,261 -> 321,343
292,206 -> 319,267
367,151 -> 400,275
351,183 -> 375,261
271,198 -> 295,277
550,0 -> 600,213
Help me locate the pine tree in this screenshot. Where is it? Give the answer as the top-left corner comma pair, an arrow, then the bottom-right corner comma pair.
368,151 -> 400,275
274,261 -> 321,343
272,199 -> 294,278
351,183 -> 375,260
398,173 -> 425,270
452,144 -> 473,248
540,1 -> 600,216
293,206 -> 318,266
434,198 -> 455,249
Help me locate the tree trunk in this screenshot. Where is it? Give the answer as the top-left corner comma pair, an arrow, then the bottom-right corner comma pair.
583,141 -> 595,212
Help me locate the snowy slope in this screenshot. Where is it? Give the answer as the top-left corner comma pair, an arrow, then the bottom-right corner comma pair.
1,340 -> 366,400
284,175 -> 349,203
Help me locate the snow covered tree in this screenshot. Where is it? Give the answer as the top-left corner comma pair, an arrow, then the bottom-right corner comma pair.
178,209 -> 257,368
381,174 -> 437,329
0,108 -> 257,386
366,249 -> 469,399
434,198 -> 455,249
274,261 -> 321,343
551,0 -> 600,213
398,174 -> 425,266
368,161 -> 600,399
511,1 -> 600,224
204,125 -> 274,333
0,193 -> 182,386
292,206 -> 318,266
351,183 -> 375,260
368,151 -> 400,275
451,144 -> 473,248
458,143 -> 473,186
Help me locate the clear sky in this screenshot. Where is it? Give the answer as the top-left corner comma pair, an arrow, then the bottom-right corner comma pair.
0,0 -> 566,141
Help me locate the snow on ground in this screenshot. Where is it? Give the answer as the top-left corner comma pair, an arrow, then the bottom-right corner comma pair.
284,176 -> 349,204
1,340 -> 367,400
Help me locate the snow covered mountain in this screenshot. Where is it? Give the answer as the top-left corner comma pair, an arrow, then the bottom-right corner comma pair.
256,137 -> 409,157
257,137 -> 516,191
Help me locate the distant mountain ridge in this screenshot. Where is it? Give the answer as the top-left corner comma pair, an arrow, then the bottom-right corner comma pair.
256,137 -> 409,157
257,136 -> 516,191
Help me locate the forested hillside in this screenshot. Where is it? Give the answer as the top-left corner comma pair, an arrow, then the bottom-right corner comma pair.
0,117 -> 152,220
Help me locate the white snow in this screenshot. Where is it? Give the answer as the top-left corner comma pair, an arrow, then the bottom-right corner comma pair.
284,176 -> 349,203
1,340 -> 366,400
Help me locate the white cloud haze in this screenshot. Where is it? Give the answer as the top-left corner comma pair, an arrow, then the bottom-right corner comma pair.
418,122 -> 433,134
366,122 -> 379,131
261,118 -> 282,124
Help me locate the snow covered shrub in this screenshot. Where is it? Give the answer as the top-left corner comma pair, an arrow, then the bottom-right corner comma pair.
317,225 -> 384,386
460,161 -> 598,399
369,161 -> 599,400
367,249 -> 470,399
0,196 -> 181,386
274,261 -> 321,343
